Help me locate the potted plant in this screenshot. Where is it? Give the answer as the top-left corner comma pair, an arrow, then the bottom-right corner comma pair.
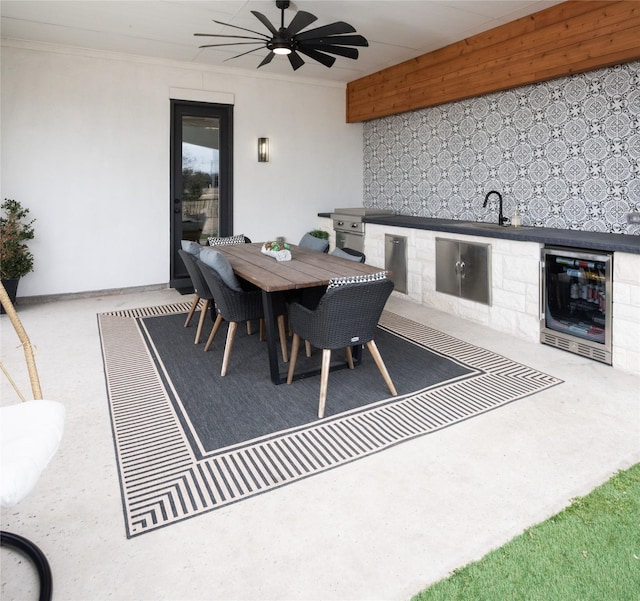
1,198 -> 35,312
308,229 -> 329,240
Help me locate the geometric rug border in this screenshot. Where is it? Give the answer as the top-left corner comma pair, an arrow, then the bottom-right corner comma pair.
98,302 -> 563,538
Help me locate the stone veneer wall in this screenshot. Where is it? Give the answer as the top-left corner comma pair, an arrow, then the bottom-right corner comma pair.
363,61 -> 640,235
612,252 -> 640,374
362,223 -> 639,376
364,224 -> 540,342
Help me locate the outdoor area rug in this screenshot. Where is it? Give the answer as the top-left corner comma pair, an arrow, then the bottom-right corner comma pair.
98,302 -> 562,537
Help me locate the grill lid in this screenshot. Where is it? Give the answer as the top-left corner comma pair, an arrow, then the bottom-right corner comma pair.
331,207 -> 394,221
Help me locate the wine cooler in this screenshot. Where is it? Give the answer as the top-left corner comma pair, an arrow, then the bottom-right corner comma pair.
540,246 -> 612,365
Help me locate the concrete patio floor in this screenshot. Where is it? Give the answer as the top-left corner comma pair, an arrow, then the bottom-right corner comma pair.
1,287 -> 638,600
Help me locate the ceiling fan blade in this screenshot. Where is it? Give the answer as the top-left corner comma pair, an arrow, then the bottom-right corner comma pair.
288,51 -> 305,71
298,34 -> 369,47
301,44 -> 359,59
194,33 -> 268,42
295,21 -> 356,40
295,47 -> 336,68
198,42 -> 265,49
284,10 -> 317,36
250,11 -> 279,36
224,47 -> 267,61
258,51 -> 276,68
210,19 -> 271,39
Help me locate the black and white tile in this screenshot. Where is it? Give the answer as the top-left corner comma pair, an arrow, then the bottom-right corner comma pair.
363,61 -> 640,234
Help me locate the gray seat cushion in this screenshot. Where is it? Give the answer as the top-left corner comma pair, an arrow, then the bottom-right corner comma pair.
180,240 -> 202,256
199,248 -> 242,292
331,247 -> 363,262
299,233 -> 329,253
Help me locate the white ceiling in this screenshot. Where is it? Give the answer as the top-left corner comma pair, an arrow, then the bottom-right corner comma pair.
1,0 -> 564,83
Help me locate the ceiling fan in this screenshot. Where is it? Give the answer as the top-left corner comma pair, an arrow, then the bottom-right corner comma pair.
194,0 -> 368,71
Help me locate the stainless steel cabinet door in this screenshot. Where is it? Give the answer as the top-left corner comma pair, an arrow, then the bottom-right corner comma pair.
435,238 -> 460,296
459,242 -> 491,305
385,234 -> 407,293
436,238 -> 491,305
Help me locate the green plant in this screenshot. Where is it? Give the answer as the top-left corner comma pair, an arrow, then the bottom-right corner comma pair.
308,229 -> 329,240
0,198 -> 35,280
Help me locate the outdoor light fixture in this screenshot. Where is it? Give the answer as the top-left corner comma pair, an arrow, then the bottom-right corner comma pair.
258,137 -> 269,162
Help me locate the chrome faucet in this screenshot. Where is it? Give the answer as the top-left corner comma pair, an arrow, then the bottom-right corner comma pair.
483,190 -> 508,226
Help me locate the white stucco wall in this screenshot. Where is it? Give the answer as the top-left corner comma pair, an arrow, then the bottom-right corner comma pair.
1,41 -> 363,297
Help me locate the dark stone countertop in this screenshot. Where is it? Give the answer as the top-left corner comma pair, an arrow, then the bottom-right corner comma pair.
360,215 -> 640,254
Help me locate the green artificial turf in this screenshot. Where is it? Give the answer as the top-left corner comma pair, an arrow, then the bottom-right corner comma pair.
413,463 -> 640,601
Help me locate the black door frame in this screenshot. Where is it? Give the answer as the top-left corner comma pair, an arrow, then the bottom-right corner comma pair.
170,100 -> 233,289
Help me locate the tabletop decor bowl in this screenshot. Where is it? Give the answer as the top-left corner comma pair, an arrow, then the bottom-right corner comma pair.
261,241 -> 292,262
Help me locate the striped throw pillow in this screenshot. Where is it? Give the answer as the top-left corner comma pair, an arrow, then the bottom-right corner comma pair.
327,271 -> 388,290
208,234 -> 245,246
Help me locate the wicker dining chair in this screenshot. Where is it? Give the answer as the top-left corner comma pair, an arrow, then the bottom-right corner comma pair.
197,258 -> 289,375
178,248 -> 215,344
205,235 -> 257,335
286,274 -> 397,418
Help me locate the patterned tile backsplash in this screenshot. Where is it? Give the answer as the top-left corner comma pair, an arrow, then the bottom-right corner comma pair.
363,61 -> 640,235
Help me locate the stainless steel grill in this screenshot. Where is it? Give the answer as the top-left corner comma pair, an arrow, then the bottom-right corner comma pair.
331,207 -> 394,253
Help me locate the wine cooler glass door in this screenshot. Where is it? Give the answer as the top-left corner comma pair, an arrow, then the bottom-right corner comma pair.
541,247 -> 612,364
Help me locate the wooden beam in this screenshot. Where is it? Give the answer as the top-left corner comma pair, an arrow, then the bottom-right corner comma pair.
346,1 -> 640,123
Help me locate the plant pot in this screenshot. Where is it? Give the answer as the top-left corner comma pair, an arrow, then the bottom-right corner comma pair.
1,278 -> 20,314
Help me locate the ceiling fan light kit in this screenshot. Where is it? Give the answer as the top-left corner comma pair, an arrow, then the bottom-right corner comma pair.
195,0 -> 368,71
270,41 -> 292,56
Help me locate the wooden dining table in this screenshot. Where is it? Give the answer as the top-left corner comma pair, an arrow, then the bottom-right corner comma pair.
213,242 -> 387,384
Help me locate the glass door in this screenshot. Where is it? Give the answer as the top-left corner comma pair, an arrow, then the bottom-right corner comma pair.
541,246 -> 612,363
170,101 -> 233,288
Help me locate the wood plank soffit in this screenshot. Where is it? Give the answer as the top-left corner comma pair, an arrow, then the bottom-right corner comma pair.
346,1 -> 640,123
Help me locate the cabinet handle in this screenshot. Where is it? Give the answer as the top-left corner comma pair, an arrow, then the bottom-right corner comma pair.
540,259 -> 545,320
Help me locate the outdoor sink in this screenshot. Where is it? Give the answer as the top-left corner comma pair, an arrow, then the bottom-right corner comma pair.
461,222 -> 535,230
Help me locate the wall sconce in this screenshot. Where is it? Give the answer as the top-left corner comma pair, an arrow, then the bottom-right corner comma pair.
258,137 -> 269,162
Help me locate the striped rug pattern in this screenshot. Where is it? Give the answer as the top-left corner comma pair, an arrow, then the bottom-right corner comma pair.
98,304 -> 562,537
